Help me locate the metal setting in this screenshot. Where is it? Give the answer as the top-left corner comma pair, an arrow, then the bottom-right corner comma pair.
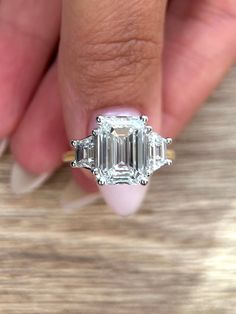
66,115 -> 174,185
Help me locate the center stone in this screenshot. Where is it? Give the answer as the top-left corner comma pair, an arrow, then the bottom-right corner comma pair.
92,116 -> 166,185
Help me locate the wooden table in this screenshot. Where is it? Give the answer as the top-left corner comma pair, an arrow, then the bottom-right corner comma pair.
0,68 -> 235,314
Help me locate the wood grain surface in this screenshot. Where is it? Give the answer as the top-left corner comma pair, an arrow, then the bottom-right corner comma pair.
0,68 -> 235,314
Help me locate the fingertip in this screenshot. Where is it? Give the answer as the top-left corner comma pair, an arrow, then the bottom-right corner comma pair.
99,185 -> 148,216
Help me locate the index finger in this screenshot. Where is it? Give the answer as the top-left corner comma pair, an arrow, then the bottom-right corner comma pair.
59,0 -> 168,215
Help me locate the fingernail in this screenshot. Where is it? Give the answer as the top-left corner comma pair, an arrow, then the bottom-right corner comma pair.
90,107 -> 148,216
11,162 -> 51,194
99,185 -> 148,216
60,180 -> 102,212
0,138 -> 8,157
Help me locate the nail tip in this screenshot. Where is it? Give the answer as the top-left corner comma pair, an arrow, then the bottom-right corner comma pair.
115,208 -> 140,217
99,185 -> 148,216
110,204 -> 141,217
10,162 -> 51,195
109,199 -> 141,216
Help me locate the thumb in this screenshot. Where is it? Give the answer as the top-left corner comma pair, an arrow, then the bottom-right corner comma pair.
59,0 -> 167,215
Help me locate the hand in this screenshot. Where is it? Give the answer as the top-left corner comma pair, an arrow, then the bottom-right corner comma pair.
1,0 -> 235,215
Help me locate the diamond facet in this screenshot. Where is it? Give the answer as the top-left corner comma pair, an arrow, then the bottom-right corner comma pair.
73,116 -> 171,184
75,136 -> 95,170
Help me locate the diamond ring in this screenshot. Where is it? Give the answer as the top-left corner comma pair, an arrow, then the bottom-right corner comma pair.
63,115 -> 174,185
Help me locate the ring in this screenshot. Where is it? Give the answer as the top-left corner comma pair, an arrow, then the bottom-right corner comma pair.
64,115 -> 174,185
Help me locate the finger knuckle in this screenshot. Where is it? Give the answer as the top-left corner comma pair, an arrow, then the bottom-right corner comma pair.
61,0 -> 165,104
77,36 -> 160,98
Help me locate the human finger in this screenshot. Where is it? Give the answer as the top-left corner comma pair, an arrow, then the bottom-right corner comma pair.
59,0 -> 167,215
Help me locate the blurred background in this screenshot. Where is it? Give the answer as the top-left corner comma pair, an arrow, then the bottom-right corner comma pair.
0,67 -> 235,313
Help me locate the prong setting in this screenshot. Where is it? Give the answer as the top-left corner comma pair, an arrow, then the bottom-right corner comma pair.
96,116 -> 102,124
166,159 -> 172,166
140,178 -> 149,186
97,178 -> 106,186
69,115 -> 173,185
92,168 -> 99,176
140,115 -> 148,123
71,161 -> 78,168
71,140 -> 79,148
92,129 -> 98,136
166,138 -> 172,145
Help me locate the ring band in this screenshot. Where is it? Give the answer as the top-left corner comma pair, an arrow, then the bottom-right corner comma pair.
64,115 -> 174,185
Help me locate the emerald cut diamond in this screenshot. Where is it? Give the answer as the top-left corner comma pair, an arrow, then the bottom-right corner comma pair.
71,115 -> 172,185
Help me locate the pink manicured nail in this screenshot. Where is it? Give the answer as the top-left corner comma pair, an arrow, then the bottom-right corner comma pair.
89,107 -> 148,216
99,185 -> 148,216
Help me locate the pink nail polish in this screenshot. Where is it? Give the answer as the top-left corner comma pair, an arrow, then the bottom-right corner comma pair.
100,184 -> 148,216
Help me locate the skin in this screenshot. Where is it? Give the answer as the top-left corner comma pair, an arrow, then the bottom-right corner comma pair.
0,0 -> 234,190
